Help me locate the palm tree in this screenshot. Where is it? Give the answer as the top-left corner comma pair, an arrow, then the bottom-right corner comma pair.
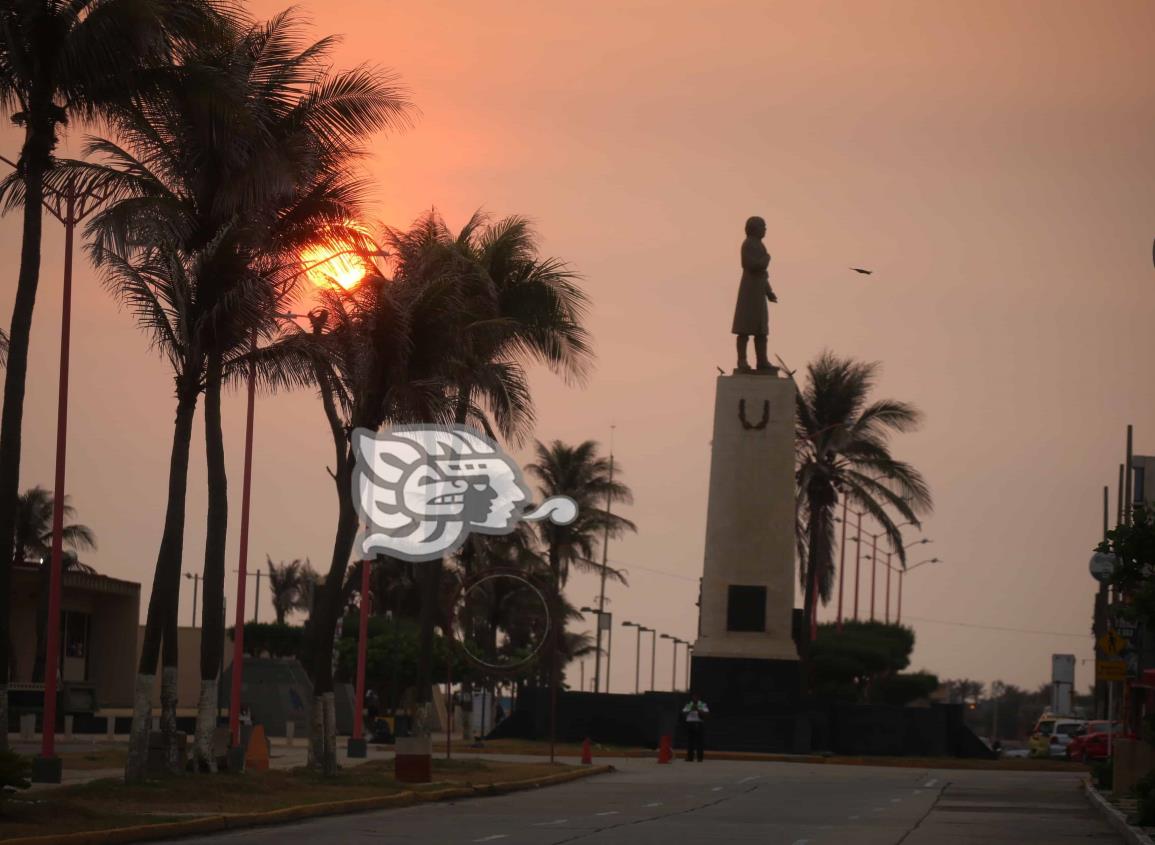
266,557 -> 306,625
0,0 -> 218,756
794,351 -> 932,659
12,487 -> 96,682
383,210 -> 593,743
526,440 -> 635,587
83,9 -> 411,777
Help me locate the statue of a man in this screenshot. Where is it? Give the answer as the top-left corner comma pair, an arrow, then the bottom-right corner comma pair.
731,216 -> 777,371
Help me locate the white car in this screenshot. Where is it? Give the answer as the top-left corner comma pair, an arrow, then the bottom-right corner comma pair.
1029,717 -> 1085,758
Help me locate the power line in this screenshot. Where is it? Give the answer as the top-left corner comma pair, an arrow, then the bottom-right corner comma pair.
608,559 -> 699,583
903,615 -> 1089,640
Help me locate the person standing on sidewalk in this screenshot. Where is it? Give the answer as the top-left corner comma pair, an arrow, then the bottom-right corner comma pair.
683,692 -> 709,761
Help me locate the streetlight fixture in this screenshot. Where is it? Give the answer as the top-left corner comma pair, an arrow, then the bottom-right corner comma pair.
891,557 -> 941,623
183,572 -> 201,628
580,606 -> 613,693
660,634 -> 686,691
882,539 -> 933,623
685,645 -> 693,692
622,620 -> 645,694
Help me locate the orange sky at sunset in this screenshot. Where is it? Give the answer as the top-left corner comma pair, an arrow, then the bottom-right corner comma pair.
2,0 -> 1154,694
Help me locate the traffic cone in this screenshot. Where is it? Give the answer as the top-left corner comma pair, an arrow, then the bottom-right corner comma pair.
581,737 -> 593,765
657,734 -> 672,764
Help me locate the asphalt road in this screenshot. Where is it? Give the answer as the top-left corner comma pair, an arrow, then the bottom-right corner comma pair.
174,758 -> 1121,845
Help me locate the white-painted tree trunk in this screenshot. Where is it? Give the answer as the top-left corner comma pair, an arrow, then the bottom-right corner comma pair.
308,694 -> 325,770
191,678 -> 218,773
322,691 -> 338,775
125,673 -> 154,783
0,685 -> 8,752
160,666 -> 180,773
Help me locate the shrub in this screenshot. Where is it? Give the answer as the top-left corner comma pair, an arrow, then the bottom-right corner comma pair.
1092,758 -> 1113,791
0,750 -> 30,807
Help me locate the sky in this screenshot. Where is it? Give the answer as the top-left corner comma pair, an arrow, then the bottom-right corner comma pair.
2,0 -> 1154,696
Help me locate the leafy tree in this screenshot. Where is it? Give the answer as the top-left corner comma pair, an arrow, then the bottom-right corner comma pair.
266,558 -> 308,625
0,0 -> 217,752
793,352 -> 932,662
809,620 -> 917,702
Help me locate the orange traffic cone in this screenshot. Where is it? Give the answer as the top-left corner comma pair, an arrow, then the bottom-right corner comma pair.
581,737 -> 593,765
657,734 -> 672,764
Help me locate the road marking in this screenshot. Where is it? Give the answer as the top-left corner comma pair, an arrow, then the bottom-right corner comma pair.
791,839 -> 809,845
849,815 -> 860,820
913,789 -> 923,795
474,837 -> 508,842
595,811 -> 619,817
891,798 -> 902,803
711,786 -> 724,792
738,775 -> 761,784
924,778 -> 938,788
534,820 -> 567,826
644,802 -> 663,807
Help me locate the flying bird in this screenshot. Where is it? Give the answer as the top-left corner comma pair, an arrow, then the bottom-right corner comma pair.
716,366 -> 725,375
850,267 -> 873,275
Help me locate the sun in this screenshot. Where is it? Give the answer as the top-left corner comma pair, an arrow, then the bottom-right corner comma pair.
300,224 -> 374,291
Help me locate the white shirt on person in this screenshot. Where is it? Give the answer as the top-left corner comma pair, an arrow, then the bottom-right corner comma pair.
683,700 -> 709,723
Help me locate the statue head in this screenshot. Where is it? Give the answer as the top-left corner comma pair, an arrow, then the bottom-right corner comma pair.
744,216 -> 766,239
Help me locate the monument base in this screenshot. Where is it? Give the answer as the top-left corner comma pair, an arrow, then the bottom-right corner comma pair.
691,654 -> 800,715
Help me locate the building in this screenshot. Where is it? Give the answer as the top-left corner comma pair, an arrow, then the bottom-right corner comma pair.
8,563 -> 139,709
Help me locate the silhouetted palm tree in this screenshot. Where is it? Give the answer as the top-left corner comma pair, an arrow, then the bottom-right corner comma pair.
0,0 -> 218,754
266,557 -> 307,625
84,8 -> 411,778
526,440 -> 635,587
794,351 -> 932,656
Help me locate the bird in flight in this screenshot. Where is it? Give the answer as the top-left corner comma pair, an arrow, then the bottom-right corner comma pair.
850,267 -> 873,275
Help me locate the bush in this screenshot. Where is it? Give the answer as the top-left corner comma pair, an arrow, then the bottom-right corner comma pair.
876,671 -> 940,706
0,750 -> 30,807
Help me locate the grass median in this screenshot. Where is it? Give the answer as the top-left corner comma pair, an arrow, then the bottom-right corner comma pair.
0,758 -> 573,840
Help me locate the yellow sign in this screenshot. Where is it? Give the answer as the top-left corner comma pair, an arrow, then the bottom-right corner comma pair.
1097,658 -> 1126,681
1099,630 -> 1127,657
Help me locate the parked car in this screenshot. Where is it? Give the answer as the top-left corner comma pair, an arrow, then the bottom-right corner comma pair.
1066,721 -> 1124,762
1028,717 -> 1085,758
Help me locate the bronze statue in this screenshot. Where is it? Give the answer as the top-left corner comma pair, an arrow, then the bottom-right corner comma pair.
732,216 -> 777,372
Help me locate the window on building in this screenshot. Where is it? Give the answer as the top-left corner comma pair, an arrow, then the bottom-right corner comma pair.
726,585 -> 766,632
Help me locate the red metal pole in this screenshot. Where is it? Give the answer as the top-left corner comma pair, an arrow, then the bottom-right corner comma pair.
353,560 -> 370,742
40,195 -> 77,761
869,533 -> 878,621
445,653 -> 452,760
836,499 -> 848,631
229,332 -> 257,748
853,512 -> 862,620
885,552 -> 892,623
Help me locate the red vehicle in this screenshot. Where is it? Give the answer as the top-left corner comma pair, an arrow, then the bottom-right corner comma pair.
1066,721 -> 1125,762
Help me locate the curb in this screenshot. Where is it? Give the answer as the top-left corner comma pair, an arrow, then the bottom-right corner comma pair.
1,765 -> 615,845
1082,778 -> 1155,845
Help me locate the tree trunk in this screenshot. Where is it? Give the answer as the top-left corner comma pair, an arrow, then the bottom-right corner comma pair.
306,444 -> 358,774
125,383 -> 200,782
193,356 -> 228,772
0,136 -> 49,752
800,486 -> 831,676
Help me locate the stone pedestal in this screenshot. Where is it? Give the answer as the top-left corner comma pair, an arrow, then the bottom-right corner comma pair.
394,735 -> 432,783
692,372 -> 799,712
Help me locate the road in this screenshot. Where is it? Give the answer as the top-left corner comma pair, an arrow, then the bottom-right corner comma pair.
172,756 -> 1122,845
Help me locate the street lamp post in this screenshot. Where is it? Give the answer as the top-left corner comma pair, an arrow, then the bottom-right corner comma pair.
581,606 -> 612,693
685,645 -> 693,691
622,620 -> 645,694
894,557 -> 941,623
835,500 -> 849,630
647,627 -> 657,691
660,634 -> 684,691
885,539 -> 932,623
184,572 -> 200,627
10,164 -> 109,783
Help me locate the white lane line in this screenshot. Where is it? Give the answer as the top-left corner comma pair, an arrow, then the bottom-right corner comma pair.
891,798 -> 902,803
849,815 -> 860,820
644,802 -> 663,807
534,820 -> 567,826
711,786 -> 724,792
791,839 -> 809,845
595,811 -> 619,817
474,837 -> 508,843
924,778 -> 938,788
913,789 -> 923,795
738,775 -> 761,784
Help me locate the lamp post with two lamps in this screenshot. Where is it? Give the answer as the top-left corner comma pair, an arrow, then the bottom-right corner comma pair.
660,634 -> 687,691
621,621 -> 651,694
580,606 -> 612,693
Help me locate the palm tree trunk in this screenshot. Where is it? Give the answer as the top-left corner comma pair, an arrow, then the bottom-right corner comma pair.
414,556 -> 443,728
0,137 -> 49,752
306,443 -> 358,775
193,355 -> 227,772
125,380 -> 200,783
800,486 -> 831,674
